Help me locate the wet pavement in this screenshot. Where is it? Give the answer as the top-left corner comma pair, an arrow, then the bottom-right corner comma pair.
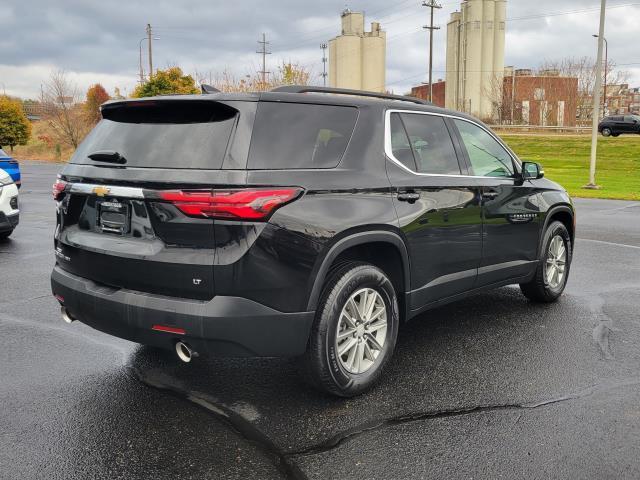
2,162 -> 640,479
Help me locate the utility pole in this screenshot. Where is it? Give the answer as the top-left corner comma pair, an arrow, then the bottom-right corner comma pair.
146,23 -> 153,78
586,0 -> 607,190
422,0 -> 442,103
257,33 -> 271,88
320,43 -> 328,87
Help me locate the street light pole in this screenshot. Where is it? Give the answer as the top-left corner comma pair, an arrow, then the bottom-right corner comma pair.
585,0 -> 607,190
138,38 -> 146,84
593,34 -> 608,116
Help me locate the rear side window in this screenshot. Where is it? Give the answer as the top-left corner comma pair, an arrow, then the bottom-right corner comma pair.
71,101 -> 238,169
248,102 -> 358,169
389,113 -> 417,171
399,113 -> 461,175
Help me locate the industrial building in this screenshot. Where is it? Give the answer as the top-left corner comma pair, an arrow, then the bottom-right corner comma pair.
329,10 -> 386,93
445,0 -> 507,120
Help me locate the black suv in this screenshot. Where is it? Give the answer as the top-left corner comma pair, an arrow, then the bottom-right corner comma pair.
599,114 -> 640,137
51,86 -> 575,396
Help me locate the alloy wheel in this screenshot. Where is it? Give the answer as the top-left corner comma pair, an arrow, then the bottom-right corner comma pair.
545,235 -> 567,289
335,288 -> 388,374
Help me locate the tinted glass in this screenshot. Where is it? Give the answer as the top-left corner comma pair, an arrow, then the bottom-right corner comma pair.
71,102 -> 237,169
399,114 -> 461,175
454,119 -> 514,178
389,113 -> 417,171
248,102 -> 358,169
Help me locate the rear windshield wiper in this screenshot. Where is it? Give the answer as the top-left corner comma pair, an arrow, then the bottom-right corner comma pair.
88,151 -> 127,164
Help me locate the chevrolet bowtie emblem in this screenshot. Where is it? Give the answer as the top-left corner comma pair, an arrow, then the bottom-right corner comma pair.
93,186 -> 111,197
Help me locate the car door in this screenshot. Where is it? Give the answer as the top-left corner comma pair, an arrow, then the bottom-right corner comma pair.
623,116 -> 638,133
612,116 -> 626,134
385,111 -> 483,314
450,118 -> 542,287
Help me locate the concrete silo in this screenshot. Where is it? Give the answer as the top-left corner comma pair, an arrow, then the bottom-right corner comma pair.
445,0 -> 507,120
328,10 -> 386,93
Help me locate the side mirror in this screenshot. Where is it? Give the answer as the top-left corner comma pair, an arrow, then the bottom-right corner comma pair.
521,161 -> 544,180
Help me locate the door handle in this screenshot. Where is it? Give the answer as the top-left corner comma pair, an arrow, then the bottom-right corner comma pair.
397,191 -> 420,203
482,190 -> 500,201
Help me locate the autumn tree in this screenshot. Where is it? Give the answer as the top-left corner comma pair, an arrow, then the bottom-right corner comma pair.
43,70 -> 91,149
132,67 -> 199,98
0,96 -> 32,152
84,84 -> 110,125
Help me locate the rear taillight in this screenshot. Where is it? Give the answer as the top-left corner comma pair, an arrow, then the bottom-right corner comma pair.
52,178 -> 68,201
156,187 -> 303,220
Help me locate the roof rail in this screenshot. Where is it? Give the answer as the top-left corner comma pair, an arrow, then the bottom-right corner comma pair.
201,84 -> 221,94
271,85 -> 431,106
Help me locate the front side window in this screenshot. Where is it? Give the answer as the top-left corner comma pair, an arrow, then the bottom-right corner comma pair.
398,113 -> 461,175
454,119 -> 514,178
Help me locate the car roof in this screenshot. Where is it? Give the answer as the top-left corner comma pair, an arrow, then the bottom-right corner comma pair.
102,91 -> 480,124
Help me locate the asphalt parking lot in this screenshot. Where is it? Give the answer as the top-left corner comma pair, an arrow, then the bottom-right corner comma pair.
2,161 -> 640,480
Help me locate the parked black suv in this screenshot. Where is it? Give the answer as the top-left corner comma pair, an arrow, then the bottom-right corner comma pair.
599,114 -> 640,136
51,86 -> 575,396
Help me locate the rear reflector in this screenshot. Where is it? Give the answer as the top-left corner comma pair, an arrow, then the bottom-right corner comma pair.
152,325 -> 186,335
52,178 -> 68,201
156,187 -> 303,220
54,294 -> 65,304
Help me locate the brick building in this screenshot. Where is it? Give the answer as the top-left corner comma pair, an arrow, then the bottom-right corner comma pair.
410,68 -> 579,126
410,81 -> 446,108
502,69 -> 579,126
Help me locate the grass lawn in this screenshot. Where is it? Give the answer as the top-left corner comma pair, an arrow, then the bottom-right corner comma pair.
500,134 -> 640,201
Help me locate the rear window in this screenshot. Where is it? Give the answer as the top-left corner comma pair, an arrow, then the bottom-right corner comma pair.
247,102 -> 358,169
70,101 -> 237,169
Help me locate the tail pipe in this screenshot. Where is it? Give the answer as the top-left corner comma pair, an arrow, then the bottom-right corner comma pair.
61,307 -> 76,324
175,341 -> 197,363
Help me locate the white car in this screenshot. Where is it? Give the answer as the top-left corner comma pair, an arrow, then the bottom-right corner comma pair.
0,169 -> 19,240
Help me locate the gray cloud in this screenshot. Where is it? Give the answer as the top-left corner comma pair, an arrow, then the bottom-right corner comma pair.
1,0 -> 639,98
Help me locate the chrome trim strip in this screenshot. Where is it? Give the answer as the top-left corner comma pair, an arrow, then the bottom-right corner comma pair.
384,109 -> 521,179
69,183 -> 145,198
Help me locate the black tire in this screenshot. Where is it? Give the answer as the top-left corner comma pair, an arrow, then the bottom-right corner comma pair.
601,127 -> 612,137
520,221 -> 572,303
299,262 -> 399,397
0,230 -> 13,240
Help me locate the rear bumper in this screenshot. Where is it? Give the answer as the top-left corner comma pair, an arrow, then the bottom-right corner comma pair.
51,265 -> 314,357
0,212 -> 18,232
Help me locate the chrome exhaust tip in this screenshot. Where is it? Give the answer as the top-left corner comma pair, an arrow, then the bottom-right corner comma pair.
61,307 -> 75,324
175,341 -> 195,363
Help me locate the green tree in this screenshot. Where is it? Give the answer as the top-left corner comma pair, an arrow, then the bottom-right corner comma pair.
132,67 -> 199,98
0,96 -> 32,152
85,84 -> 110,125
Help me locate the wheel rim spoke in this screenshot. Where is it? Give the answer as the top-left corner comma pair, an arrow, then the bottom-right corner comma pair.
337,328 -> 357,341
338,337 -> 357,356
364,333 -> 384,352
367,319 -> 386,333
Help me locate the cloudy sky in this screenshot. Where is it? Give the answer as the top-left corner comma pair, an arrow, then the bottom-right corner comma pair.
1,0 -> 639,99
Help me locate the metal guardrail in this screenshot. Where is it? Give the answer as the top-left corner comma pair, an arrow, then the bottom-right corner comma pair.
488,125 -> 593,133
